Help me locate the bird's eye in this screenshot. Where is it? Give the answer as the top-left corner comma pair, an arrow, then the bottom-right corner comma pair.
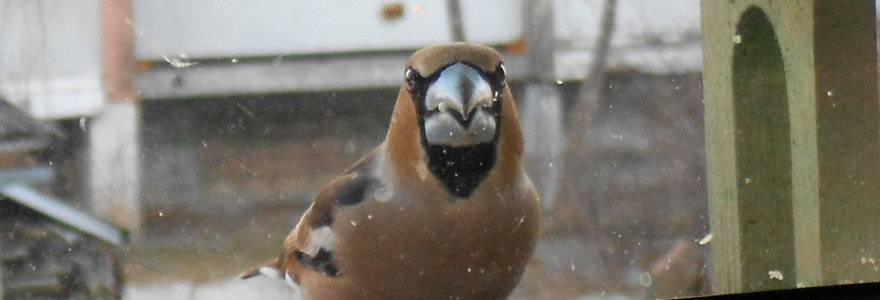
405,67 -> 419,92
494,63 -> 507,87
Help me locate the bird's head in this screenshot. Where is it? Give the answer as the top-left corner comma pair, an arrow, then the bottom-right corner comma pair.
405,51 -> 506,147
386,43 -> 523,198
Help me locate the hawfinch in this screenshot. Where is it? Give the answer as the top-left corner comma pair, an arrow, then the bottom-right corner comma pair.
240,43 -> 540,300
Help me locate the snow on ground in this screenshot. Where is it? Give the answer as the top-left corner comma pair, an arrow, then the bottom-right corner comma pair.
125,277 -> 295,300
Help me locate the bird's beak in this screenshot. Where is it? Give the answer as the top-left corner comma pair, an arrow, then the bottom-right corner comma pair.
423,63 -> 498,147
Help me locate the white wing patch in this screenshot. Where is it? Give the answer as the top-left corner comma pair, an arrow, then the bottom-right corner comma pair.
302,226 -> 335,257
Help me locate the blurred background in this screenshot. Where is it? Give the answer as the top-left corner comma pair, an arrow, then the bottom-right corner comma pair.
0,0 -> 716,299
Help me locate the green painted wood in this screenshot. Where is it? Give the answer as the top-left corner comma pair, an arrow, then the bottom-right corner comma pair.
731,7 -> 796,292
701,0 -> 880,294
702,3 -> 743,292
812,1 -> 880,285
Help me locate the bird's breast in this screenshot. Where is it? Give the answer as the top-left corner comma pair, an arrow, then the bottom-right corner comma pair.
313,175 -> 539,299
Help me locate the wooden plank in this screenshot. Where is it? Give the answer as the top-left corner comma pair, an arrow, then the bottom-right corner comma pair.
779,2 -> 823,289
701,2 -> 742,293
812,0 -> 880,284
520,0 -> 563,208
702,0 -> 880,293
5,275 -> 65,296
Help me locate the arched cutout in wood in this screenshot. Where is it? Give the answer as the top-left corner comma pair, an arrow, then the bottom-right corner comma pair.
732,6 -> 795,291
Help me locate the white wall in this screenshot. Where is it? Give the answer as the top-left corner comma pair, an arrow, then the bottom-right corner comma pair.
0,0 -> 105,119
131,0 -> 523,60
554,0 -> 702,75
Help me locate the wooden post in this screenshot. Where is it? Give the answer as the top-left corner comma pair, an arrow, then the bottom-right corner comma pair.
701,0 -> 880,293
91,0 -> 142,235
520,0 -> 563,208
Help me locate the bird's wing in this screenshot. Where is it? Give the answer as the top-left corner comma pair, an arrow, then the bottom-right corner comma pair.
278,147 -> 380,279
238,148 -> 380,281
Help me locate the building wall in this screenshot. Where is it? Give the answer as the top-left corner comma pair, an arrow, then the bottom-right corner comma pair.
0,0 -> 105,119
131,0 -> 523,60
140,89 -> 396,217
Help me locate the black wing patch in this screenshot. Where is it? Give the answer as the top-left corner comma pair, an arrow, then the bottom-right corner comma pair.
332,170 -> 377,207
294,248 -> 339,277
309,164 -> 379,229
311,209 -> 334,229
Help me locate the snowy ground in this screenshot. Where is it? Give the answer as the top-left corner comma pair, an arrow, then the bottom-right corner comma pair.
124,279 -> 637,300
125,277 -> 295,300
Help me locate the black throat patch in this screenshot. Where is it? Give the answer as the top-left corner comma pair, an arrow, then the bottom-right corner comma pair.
424,143 -> 496,198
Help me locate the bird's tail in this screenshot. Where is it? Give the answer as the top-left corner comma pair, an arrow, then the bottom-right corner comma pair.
237,257 -> 282,280
238,255 -> 303,297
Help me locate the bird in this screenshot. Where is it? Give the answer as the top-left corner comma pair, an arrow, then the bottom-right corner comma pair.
239,42 -> 540,300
